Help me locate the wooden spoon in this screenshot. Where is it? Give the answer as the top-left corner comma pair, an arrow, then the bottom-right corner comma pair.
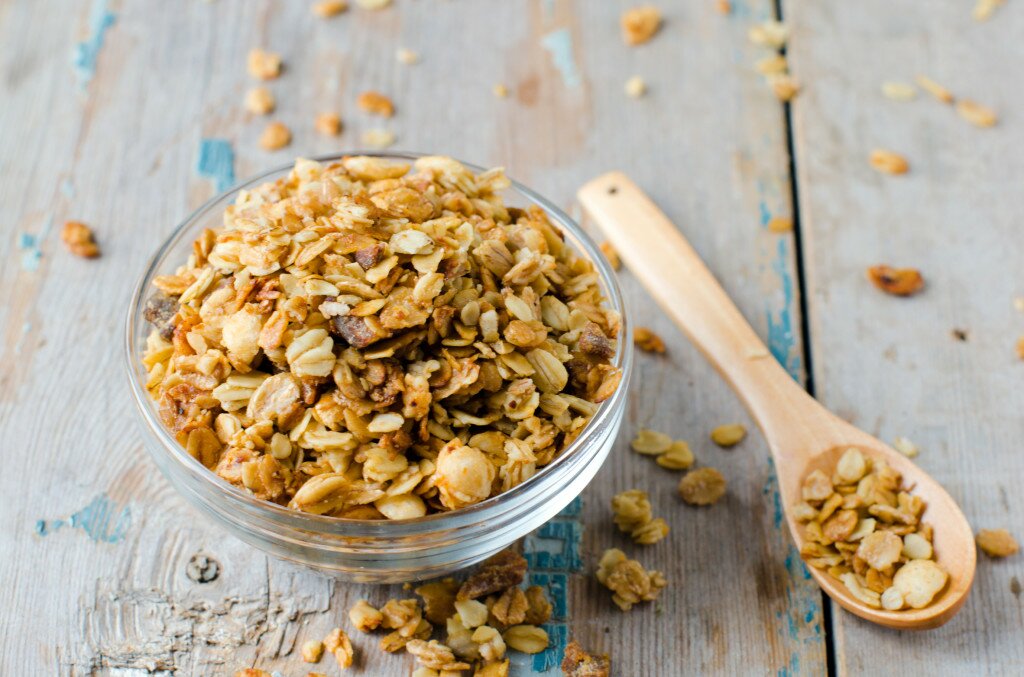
578,172 -> 975,630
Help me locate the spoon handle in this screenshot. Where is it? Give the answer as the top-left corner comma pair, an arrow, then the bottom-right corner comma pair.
578,172 -> 837,464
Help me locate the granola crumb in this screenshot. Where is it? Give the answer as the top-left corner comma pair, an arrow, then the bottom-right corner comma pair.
714,0 -> 732,15
247,48 -> 282,80
561,639 -> 610,677
361,128 -> 395,148
881,81 -> 917,102
748,20 -> 788,49
972,0 -> 1006,21
357,90 -> 395,117
868,150 -> 910,175
955,99 -> 998,128
710,423 -> 746,448
313,0 -> 348,17
492,83 -> 509,98
866,265 -> 924,296
769,74 -> 800,102
678,467 -> 726,506
976,529 -> 1019,558
302,639 -> 324,663
633,327 -> 666,354
655,440 -> 694,470
315,112 -> 343,136
1016,337 -> 1024,360
767,216 -> 793,233
624,75 -> 647,98
892,436 -> 919,458
61,220 -> 100,258
259,121 -> 292,150
621,6 -> 662,46
349,600 -> 384,632
598,241 -> 620,270
611,489 -> 652,533
595,548 -> 666,611
951,328 -> 969,342
356,0 -> 392,8
755,54 -> 788,76
323,627 -> 354,669
245,87 -> 275,115
631,428 -> 673,456
396,47 -> 420,65
915,75 -> 953,104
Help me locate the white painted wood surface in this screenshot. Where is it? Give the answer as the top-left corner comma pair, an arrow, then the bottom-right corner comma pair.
2,0 -> 1017,674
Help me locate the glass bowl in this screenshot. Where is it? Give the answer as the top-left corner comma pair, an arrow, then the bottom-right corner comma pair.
124,152 -> 633,582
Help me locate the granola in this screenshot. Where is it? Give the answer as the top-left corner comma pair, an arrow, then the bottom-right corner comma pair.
313,0 -> 348,17
621,6 -> 662,46
867,265 -> 924,296
868,150 -> 910,175
796,447 -> 949,610
678,467 -> 726,506
611,489 -> 668,545
595,548 -> 666,611
357,91 -> 395,117
976,529 -> 1019,558
624,75 -> 647,99
141,156 -> 622,518
62,220 -> 100,258
247,49 -> 282,80
315,113 -> 343,136
259,122 -> 291,150
245,87 -> 275,115
915,75 -> 953,104
956,99 -> 998,128
324,627 -> 355,669
561,640 -> 610,677
710,423 -> 746,448
598,242 -> 620,270
633,327 -> 665,354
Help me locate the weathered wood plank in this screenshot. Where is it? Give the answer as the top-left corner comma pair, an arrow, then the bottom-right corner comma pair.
0,0 -> 825,674
785,0 -> 1024,673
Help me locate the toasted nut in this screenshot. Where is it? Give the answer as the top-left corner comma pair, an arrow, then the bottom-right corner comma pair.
976,529 -> 1019,558
867,265 -> 924,296
956,99 -> 997,128
656,440 -> 694,470
631,429 -> 673,456
302,639 -> 324,663
357,91 -> 395,117
247,49 -> 282,80
892,559 -> 949,608
633,327 -> 666,354
678,467 -> 726,506
259,121 -> 291,150
61,220 -> 100,258
868,150 -> 909,175
454,599 -> 489,628
621,6 -> 662,46
315,112 -> 342,136
881,81 -> 917,101
625,75 -> 647,98
915,75 -> 953,103
748,20 -> 788,48
245,87 -> 275,115
767,216 -> 793,233
313,0 -> 348,17
710,423 -> 746,448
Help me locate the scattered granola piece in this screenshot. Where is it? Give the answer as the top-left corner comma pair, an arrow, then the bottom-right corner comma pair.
972,0 -> 1006,21
915,75 -> 953,104
415,578 -> 460,624
678,467 -> 727,506
892,436 -> 919,458
315,112 -> 343,136
892,559 -> 948,608
655,440 -> 694,470
247,48 -> 282,80
595,548 -> 666,611
259,121 -> 291,150
955,99 -> 998,128
302,639 -> 325,663
396,47 -> 420,65
472,625 -> 507,662
357,90 -> 395,117
631,429 -> 673,456
406,639 -> 470,671
598,241 -> 620,270
313,0 -> 348,16
633,327 -> 665,354
881,81 -> 917,102
867,265 -> 924,296
714,0 -> 731,14
503,625 -> 549,654
454,598 -> 489,628
624,75 -> 647,99
458,549 -> 527,600
767,216 -> 793,233
611,489 -> 653,533
621,6 -> 662,46
755,54 -> 787,76
491,587 -> 529,626
245,87 -> 275,115
561,640 -> 610,677
868,150 -> 910,175
631,517 -> 670,545
769,74 -> 800,102
976,529 -> 1019,558
361,128 -> 395,148
61,220 -> 100,258
710,423 -> 747,448
323,628 -> 355,669
349,600 -> 385,632
523,586 -> 553,625
748,20 -> 787,49
492,83 -> 509,98
1016,337 -> 1024,360
356,0 -> 391,8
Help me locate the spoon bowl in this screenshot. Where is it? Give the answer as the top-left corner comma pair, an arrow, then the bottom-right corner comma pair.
578,172 -> 976,630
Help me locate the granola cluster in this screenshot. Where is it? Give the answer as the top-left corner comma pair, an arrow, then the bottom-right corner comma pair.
348,549 -> 553,675
796,448 -> 949,610
595,548 -> 666,612
142,156 -> 622,519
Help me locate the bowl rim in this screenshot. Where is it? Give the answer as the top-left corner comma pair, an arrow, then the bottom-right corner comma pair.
124,151 -> 633,535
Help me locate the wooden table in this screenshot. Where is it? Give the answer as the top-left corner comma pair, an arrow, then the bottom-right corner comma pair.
2,1 -> 1021,674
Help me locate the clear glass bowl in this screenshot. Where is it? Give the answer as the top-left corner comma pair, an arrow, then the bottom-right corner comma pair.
124,152 -> 633,582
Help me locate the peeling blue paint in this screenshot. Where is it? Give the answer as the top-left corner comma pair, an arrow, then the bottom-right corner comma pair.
541,29 -> 581,88
15,322 -> 32,355
72,0 -> 116,88
36,494 -> 130,544
197,138 -> 236,193
18,232 -> 42,271
765,238 -> 801,379
60,179 -> 76,199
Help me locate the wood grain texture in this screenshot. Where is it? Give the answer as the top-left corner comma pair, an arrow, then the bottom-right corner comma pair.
784,0 -> 1024,672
